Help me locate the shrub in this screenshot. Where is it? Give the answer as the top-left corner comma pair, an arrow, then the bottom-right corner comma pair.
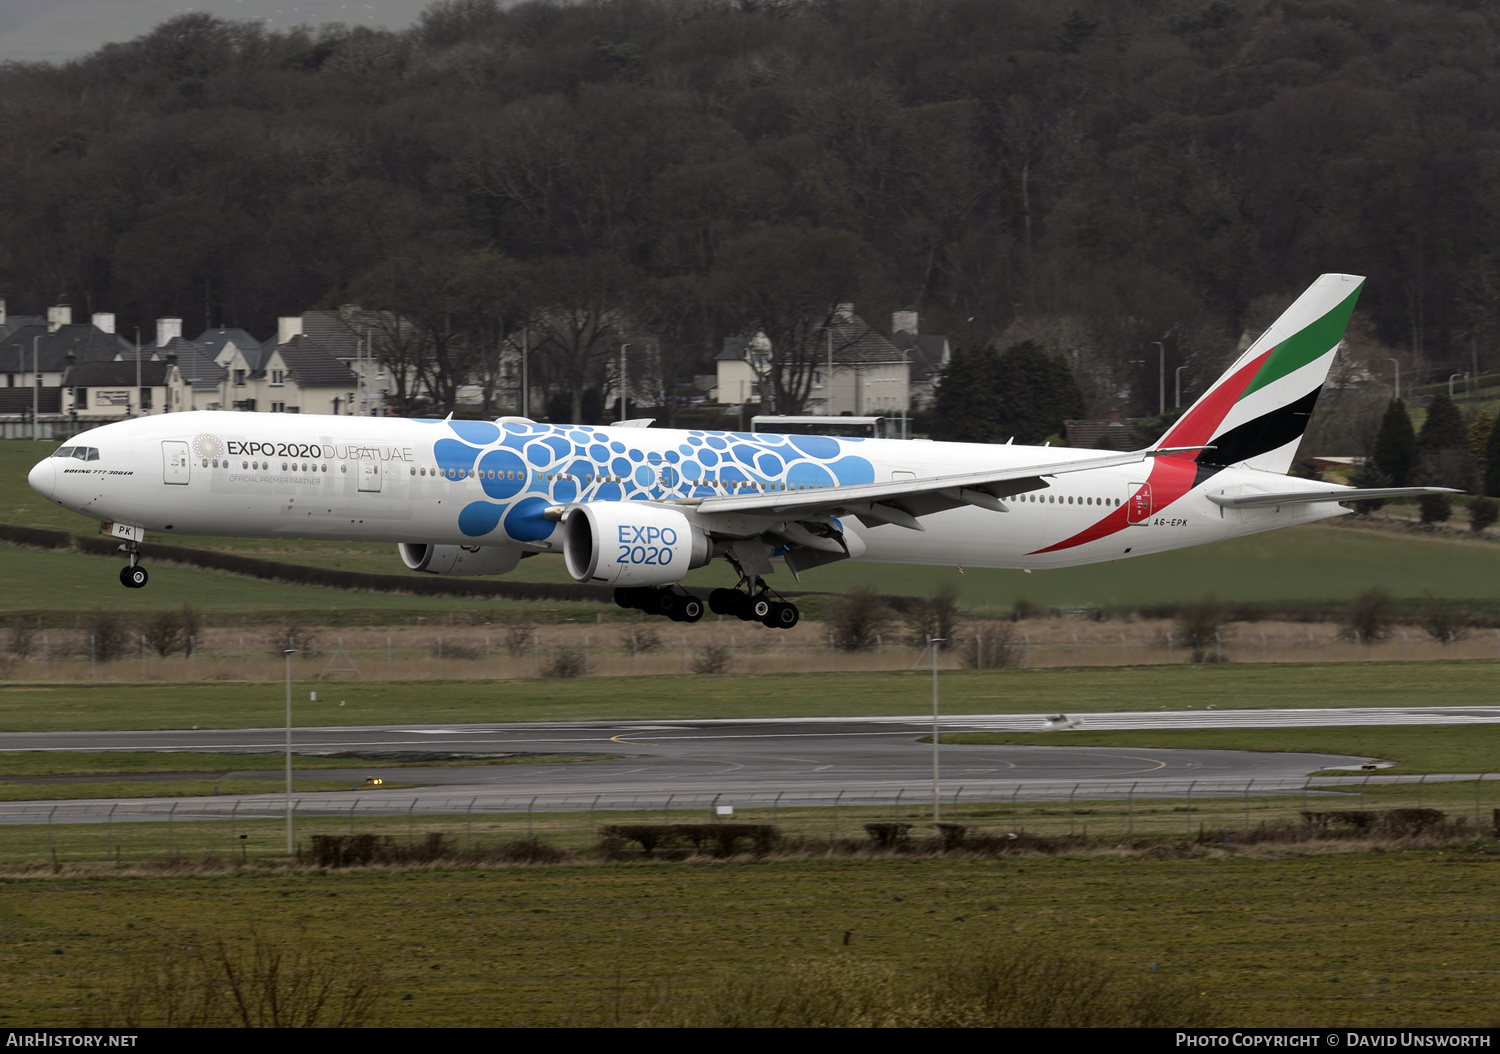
691,643 -> 730,674
1469,496 -> 1499,532
1418,492 -> 1452,524
142,611 -> 184,658
827,585 -> 890,651
653,942 -> 1212,1028
1341,587 -> 1395,642
1173,596 -> 1226,663
267,623 -> 319,657
90,927 -> 383,1028
503,621 -> 535,657
862,822 -> 912,849
957,622 -> 1021,668
543,646 -> 587,678
904,585 -> 959,647
1421,596 -> 1470,642
180,605 -> 202,657
1348,462 -> 1391,513
6,615 -> 39,659
432,640 -> 480,660
86,610 -> 129,662
1010,598 -> 1043,621
619,623 -> 662,653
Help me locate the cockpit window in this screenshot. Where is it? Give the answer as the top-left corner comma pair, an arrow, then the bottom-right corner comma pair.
56,446 -> 99,461
73,448 -> 88,460
53,446 -> 74,458
86,448 -> 99,461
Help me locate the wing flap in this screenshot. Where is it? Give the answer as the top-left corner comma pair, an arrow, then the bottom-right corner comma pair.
1208,486 -> 1463,509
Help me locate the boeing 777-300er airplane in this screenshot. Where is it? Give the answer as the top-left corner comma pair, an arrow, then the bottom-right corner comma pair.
27,273 -> 1454,629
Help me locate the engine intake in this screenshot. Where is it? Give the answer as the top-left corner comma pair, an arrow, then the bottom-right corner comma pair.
562,503 -> 711,586
398,543 -> 524,576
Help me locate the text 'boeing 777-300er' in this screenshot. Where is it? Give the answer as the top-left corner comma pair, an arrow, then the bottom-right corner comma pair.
27,273 -> 1455,629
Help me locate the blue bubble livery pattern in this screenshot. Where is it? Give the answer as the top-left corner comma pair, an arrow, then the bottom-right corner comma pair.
420,420 -> 876,540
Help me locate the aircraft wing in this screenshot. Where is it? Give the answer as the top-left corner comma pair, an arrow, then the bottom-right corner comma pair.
675,446 -> 1204,531
1207,486 -> 1463,510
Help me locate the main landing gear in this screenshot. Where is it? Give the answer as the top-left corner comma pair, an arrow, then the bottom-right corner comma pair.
614,585 -> 704,623
118,541 -> 148,589
708,581 -> 799,630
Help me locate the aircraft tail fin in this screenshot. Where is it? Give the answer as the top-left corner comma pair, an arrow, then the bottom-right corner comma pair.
1155,274 -> 1364,474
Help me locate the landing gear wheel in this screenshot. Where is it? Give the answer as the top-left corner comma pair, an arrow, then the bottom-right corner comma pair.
677,596 -> 704,623
615,586 -> 651,610
645,588 -> 678,616
745,596 -> 772,621
763,601 -> 799,629
120,565 -> 148,589
708,588 -> 741,616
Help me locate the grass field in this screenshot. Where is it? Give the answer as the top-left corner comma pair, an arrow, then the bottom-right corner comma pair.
0,661 -> 1496,732
0,751 -> 606,801
11,438 -> 1500,613
2,852 -> 1498,1027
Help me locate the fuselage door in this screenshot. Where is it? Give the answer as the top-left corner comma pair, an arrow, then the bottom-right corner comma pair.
358,457 -> 382,493
1126,482 -> 1152,524
162,441 -> 191,485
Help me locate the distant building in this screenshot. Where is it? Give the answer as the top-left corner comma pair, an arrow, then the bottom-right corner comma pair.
1064,409 -> 1136,450
63,360 -> 171,418
713,306 -> 933,417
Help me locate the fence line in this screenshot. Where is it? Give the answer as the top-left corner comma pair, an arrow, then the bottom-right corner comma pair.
6,774 -> 1495,863
5,626 -> 1500,684
4,773 -> 1496,827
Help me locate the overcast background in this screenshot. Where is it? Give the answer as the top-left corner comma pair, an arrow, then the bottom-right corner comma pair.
0,0 -> 423,62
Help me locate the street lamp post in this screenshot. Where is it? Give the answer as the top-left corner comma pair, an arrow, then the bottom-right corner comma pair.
930,636 -> 945,824
1450,373 -> 1463,398
32,335 -> 40,442
1388,358 -> 1401,401
1152,341 -> 1165,416
619,343 -> 629,422
284,644 -> 295,854
1175,365 -> 1188,408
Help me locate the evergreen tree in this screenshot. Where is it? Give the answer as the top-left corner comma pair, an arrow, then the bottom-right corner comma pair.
930,347 -> 1005,443
994,342 -> 1086,444
1418,393 -> 1466,455
1485,412 -> 1500,497
930,342 -> 1085,445
1468,408 -> 1493,467
1371,400 -> 1418,486
1417,393 -> 1473,491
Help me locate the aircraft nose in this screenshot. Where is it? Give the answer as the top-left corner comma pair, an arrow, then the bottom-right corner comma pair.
27,457 -> 55,500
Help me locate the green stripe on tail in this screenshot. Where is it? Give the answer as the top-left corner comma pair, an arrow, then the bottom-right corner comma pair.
1239,283 -> 1363,401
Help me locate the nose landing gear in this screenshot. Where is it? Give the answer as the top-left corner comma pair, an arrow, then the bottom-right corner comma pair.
118,540 -> 147,588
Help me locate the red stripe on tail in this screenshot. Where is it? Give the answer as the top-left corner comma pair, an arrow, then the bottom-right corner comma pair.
1158,350 -> 1270,453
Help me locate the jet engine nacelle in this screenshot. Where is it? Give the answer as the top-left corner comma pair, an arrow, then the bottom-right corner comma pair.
398,542 -> 524,576
562,502 -> 711,586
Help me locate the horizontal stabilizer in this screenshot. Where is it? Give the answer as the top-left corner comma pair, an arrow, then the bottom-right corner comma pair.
1207,487 -> 1463,510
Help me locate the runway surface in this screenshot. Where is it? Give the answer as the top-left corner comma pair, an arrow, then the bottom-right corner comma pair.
6,705 -> 1496,824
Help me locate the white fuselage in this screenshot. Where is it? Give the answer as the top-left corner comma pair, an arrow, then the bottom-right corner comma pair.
28,411 -> 1347,576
